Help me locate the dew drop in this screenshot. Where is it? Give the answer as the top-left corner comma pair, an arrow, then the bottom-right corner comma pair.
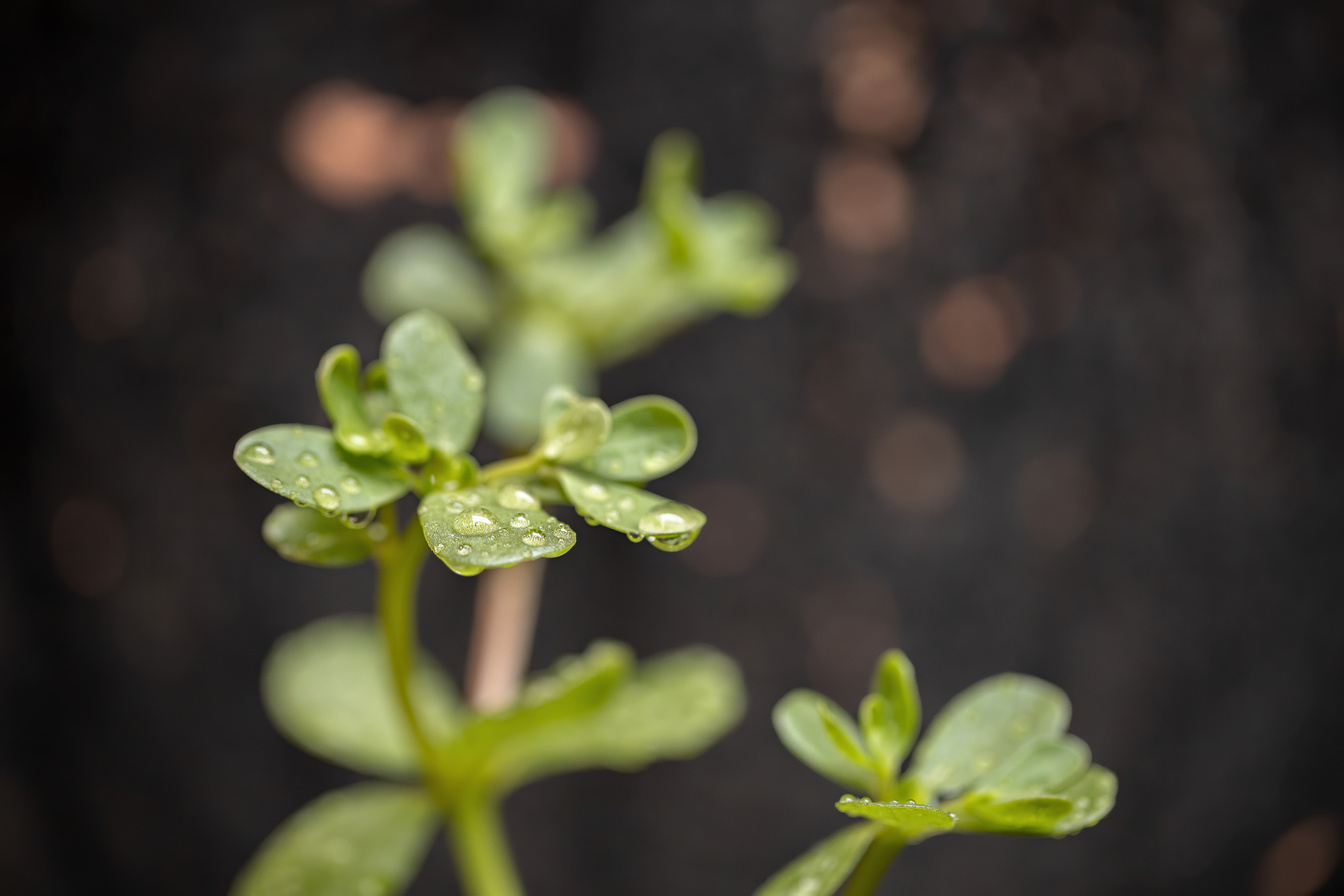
452,508 -> 501,536
603,509 -> 620,523
295,474 -> 311,488
638,501 -> 696,534
522,528 -> 548,547
290,426 -> 304,436
456,543 -> 472,556
270,478 -> 283,490
434,543 -> 446,552
344,432 -> 370,451
340,475 -> 363,494
497,484 -> 541,511
510,513 -> 530,529
627,532 -> 645,543
297,450 -> 319,468
242,442 -> 276,465
584,482 -> 610,501
582,515 -> 600,526
641,451 -> 673,472
463,491 -> 484,506
463,369 -> 484,391
617,496 -> 636,512
446,501 -> 464,514
313,486 -> 341,511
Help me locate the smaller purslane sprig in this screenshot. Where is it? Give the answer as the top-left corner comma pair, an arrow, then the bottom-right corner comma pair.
233,309 -> 707,576
756,650 -> 1117,896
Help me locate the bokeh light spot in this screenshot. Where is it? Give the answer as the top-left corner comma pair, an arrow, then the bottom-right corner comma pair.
867,411 -> 965,515
1012,448 -> 1100,550
919,275 -> 1026,389
1252,812 -> 1342,896
815,148 -> 913,255
805,341 -> 898,436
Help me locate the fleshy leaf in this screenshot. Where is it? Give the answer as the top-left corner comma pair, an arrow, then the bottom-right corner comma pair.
579,396 -> 697,481
909,674 -> 1070,798
261,615 -> 458,778
382,412 -> 431,464
1051,765 -> 1117,835
954,795 -> 1074,835
482,311 -> 596,449
536,386 -> 611,463
834,796 -> 956,840
821,703 -> 872,768
234,425 -> 410,515
382,310 -> 484,457
230,782 -> 437,896
419,483 -> 576,576
772,690 -> 879,794
691,194 -> 796,314
643,129 -> 700,264
491,645 -> 745,789
872,649 -> 921,763
555,467 -> 705,551
262,505 -> 378,567
317,344 -> 394,456
858,694 -> 901,780
752,823 -> 877,896
977,735 -> 1091,798
361,223 -> 494,337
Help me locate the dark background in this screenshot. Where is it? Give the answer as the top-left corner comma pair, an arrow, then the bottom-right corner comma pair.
4,0 -> 1344,894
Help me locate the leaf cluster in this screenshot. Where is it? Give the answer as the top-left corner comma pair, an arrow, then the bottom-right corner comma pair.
361,88 -> 795,447
234,616 -> 745,896
757,650 -> 1117,896
234,309 -> 707,577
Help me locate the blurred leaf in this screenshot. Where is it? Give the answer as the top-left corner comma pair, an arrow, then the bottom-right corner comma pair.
908,674 -> 1070,798
1050,766 -> 1117,835
872,649 -> 921,764
382,412 -> 431,464
536,386 -> 611,463
262,505 -> 376,567
772,690 -> 879,794
691,194 -> 795,314
954,795 -> 1074,835
821,703 -> 872,768
317,344 -> 394,456
555,467 -> 704,551
230,782 -> 437,896
752,823 -> 876,896
976,735 -> 1091,799
234,425 -> 410,515
362,224 -> 495,337
261,615 -> 458,778
834,796 -> 956,840
382,310 -> 484,457
643,130 -> 700,265
579,395 -> 697,481
483,311 -> 596,449
419,483 -> 576,576
858,695 -> 900,780
492,645 -> 745,789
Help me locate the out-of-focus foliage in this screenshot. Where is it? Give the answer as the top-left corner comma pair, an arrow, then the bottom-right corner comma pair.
361,88 -> 795,448
757,650 -> 1116,896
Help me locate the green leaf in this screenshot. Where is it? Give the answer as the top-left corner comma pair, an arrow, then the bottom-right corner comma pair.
691,194 -> 796,315
262,505 -> 378,567
419,482 -> 577,576
858,695 -> 900,780
1051,765 -> 1117,835
230,782 -> 437,896
361,224 -> 495,338
491,645 -> 746,789
908,674 -> 1070,798
317,344 -> 394,456
953,795 -> 1074,835
555,466 -> 705,551
381,412 -> 431,464
579,396 -> 697,481
834,796 -> 956,841
821,703 -> 872,768
872,649 -> 921,764
421,453 -> 479,493
261,615 -> 459,778
235,425 -> 410,515
772,690 -> 879,794
382,310 -> 484,457
752,823 -> 877,896
482,311 -> 596,449
643,130 -> 700,265
977,735 -> 1092,798
536,386 -> 611,463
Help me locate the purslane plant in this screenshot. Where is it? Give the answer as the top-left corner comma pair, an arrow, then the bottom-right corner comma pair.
755,650 -> 1117,896
360,87 -> 795,448
230,309 -> 745,896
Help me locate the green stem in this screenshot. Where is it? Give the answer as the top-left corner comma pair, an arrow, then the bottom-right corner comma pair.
477,451 -> 542,483
375,516 -> 437,772
447,790 -> 524,896
841,832 -> 904,896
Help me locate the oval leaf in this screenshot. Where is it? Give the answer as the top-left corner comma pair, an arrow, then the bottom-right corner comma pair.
231,782 -> 437,896
419,483 -> 576,576
834,796 -> 956,840
978,735 -> 1092,799
482,310 -> 595,449
555,467 -> 705,551
262,505 -> 378,567
579,395 -> 697,481
753,823 -> 876,896
537,387 -> 611,463
772,690 -> 878,795
317,344 -> 393,456
858,695 -> 900,780
382,310 -> 484,457
1051,765 -> 1117,835
382,412 -> 431,464
262,615 -> 458,778
908,674 -> 1070,798
955,795 -> 1074,835
235,425 -> 410,515
362,223 -> 494,337
872,649 -> 921,764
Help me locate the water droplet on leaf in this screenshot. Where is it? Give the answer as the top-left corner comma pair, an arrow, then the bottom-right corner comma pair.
270,478 -> 283,490
463,369 -> 484,390
340,475 -> 362,494
510,513 -> 530,528
522,528 -> 548,546
456,543 -> 472,555
497,484 -> 541,510
638,502 -> 695,534
313,486 -> 341,511
627,532 -> 645,542
297,450 -> 319,468
452,508 -> 501,535
242,442 -> 276,465
584,482 -> 610,501
295,474 -> 311,488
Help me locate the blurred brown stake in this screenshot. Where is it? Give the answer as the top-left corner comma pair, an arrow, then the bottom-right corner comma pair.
465,560 -> 546,712
1252,812 -> 1343,896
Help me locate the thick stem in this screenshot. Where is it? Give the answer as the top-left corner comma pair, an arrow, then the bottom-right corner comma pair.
841,832 -> 904,896
375,516 -> 436,769
464,561 -> 546,712
446,791 -> 525,896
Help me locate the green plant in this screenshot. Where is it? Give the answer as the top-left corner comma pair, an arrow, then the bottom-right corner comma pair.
360,87 -> 795,448
231,309 -> 745,896
755,650 -> 1117,896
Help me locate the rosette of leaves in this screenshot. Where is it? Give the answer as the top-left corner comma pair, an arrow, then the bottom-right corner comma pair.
361,87 -> 795,449
232,309 -> 708,576
756,651 -> 1117,896
232,616 -> 745,896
